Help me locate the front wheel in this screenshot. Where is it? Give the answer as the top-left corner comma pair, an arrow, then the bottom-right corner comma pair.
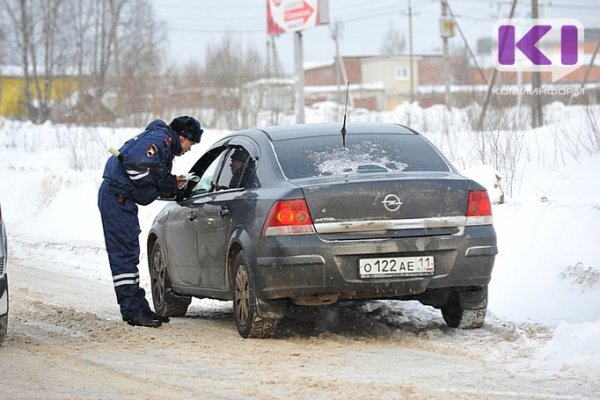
149,241 -> 190,317
233,251 -> 277,338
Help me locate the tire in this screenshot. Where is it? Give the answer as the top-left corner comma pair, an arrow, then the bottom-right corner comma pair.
233,251 -> 277,338
441,288 -> 487,329
0,314 -> 6,345
149,241 -> 190,317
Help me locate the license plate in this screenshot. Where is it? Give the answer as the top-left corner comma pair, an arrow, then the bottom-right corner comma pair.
358,256 -> 434,278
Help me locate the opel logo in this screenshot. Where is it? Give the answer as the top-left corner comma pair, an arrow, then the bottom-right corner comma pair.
382,194 -> 403,212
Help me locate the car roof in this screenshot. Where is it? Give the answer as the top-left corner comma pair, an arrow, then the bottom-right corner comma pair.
256,122 -> 417,141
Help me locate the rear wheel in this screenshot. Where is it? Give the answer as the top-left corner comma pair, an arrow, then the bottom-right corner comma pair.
150,241 -> 190,317
441,287 -> 487,329
233,251 -> 277,338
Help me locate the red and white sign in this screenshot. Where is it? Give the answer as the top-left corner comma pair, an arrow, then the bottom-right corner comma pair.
267,0 -> 329,35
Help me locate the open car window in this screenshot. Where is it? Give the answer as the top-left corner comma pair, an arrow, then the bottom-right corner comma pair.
188,149 -> 228,196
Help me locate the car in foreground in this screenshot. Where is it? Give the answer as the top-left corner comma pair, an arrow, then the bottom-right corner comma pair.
147,122 -> 497,338
0,202 -> 8,344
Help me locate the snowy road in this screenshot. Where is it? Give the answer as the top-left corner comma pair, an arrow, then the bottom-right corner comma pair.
1,255 -> 596,400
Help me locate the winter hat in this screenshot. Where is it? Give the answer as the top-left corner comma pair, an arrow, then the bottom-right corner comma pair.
231,148 -> 249,162
170,116 -> 203,143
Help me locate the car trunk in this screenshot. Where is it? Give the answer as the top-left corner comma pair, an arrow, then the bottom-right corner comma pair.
299,172 -> 470,240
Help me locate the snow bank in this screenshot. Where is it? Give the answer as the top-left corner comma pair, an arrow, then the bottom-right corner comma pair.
528,321 -> 600,381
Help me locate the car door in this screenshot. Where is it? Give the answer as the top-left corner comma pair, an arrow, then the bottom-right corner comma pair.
166,148 -> 228,287
196,143 -> 260,290
164,197 -> 201,286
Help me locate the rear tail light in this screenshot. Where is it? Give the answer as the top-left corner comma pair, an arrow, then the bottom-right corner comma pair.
466,190 -> 493,226
261,199 -> 316,236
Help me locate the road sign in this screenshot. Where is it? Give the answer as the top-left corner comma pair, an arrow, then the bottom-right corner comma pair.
267,0 -> 330,35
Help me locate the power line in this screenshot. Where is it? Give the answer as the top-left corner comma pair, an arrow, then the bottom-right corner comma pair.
342,7 -> 402,24
451,13 -> 497,22
165,25 -> 264,33
160,5 -> 404,33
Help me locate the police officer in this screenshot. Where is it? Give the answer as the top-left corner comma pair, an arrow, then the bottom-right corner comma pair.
98,116 -> 203,327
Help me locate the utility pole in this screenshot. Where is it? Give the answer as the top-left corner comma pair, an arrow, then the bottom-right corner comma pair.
330,20 -> 353,113
330,21 -> 343,109
408,0 -> 415,103
446,2 -> 488,86
294,31 -> 305,124
271,37 -> 283,78
441,0 -> 451,109
531,0 -> 543,128
266,38 -> 271,77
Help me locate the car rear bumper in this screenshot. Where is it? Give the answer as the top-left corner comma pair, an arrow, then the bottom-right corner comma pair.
255,225 -> 497,301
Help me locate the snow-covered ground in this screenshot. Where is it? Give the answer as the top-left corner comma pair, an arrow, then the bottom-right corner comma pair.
0,103 -> 599,394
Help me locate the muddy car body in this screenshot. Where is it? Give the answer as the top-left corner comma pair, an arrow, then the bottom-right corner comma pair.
147,123 -> 497,338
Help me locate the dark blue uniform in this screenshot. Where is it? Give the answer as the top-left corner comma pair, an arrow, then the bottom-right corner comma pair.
98,120 -> 182,321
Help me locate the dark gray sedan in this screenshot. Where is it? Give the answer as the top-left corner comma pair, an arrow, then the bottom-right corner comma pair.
147,123 -> 497,338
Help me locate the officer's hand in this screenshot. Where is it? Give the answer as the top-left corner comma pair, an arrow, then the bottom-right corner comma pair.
176,175 -> 187,189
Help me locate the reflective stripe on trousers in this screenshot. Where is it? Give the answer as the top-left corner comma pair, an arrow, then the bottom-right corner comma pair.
98,181 -> 151,321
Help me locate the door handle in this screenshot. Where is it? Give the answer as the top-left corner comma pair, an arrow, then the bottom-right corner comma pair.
187,210 -> 198,221
219,208 -> 230,217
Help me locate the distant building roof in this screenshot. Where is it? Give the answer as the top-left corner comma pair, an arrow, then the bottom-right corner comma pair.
0,65 -> 25,76
586,28 -> 600,42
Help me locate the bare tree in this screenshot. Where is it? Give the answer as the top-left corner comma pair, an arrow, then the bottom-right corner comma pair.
0,21 -> 5,101
379,22 -> 406,55
110,0 -> 165,125
91,0 -> 126,103
0,0 -> 73,122
449,44 -> 471,85
66,0 -> 96,106
202,35 -> 265,129
165,60 -> 206,117
35,0 -> 70,121
2,0 -> 35,120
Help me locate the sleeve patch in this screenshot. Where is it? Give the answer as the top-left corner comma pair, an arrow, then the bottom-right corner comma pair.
146,144 -> 158,158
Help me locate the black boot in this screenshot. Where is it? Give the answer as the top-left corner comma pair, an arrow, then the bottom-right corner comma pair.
127,313 -> 162,328
145,310 -> 170,323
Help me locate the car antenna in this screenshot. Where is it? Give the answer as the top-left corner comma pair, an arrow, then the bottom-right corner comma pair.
341,80 -> 350,148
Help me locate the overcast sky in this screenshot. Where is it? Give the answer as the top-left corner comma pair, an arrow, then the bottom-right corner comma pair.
151,0 -> 600,73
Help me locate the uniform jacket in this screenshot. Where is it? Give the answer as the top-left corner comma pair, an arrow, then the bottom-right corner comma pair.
102,120 -> 183,205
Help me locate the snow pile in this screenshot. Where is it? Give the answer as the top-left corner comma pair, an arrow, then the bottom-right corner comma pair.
506,319 -> 600,382
529,321 -> 600,381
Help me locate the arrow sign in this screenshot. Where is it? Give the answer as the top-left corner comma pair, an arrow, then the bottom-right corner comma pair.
284,1 -> 314,23
268,0 -> 328,35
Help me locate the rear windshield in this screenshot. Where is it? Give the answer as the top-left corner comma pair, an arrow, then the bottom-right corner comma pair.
273,133 -> 450,180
